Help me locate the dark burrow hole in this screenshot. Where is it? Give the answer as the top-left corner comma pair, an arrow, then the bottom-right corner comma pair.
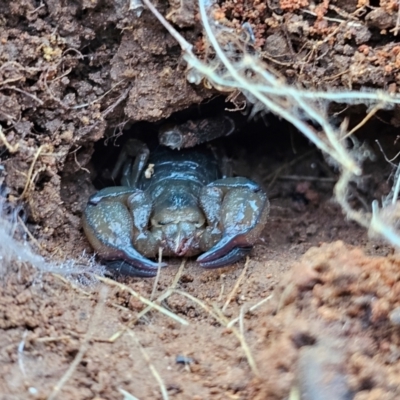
87,96 -> 400,210
90,97 -> 330,204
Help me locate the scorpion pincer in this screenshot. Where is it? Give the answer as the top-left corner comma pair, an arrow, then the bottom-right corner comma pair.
82,138 -> 269,277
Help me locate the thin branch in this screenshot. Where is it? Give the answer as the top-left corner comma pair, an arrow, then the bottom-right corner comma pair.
141,0 -> 193,53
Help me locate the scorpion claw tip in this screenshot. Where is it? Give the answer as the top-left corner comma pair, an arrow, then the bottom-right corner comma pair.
197,235 -> 239,264
122,248 -> 168,271
105,260 -> 164,278
198,246 -> 252,269
196,252 -> 212,263
130,258 -> 168,271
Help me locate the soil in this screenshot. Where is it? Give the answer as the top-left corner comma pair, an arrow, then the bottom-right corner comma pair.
2,0 -> 400,399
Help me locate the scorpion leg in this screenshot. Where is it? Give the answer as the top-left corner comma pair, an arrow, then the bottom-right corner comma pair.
83,138 -> 163,276
83,198 -> 165,276
111,139 -> 150,187
197,177 -> 269,268
88,186 -> 136,205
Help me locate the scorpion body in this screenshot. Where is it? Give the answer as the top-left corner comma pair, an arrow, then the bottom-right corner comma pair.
83,138 -> 269,277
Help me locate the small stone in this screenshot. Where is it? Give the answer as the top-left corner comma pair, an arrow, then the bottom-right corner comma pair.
175,355 -> 195,364
389,307 -> 400,326
60,130 -> 74,143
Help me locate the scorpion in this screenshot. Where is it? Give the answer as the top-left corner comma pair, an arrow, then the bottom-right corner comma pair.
82,118 -> 270,277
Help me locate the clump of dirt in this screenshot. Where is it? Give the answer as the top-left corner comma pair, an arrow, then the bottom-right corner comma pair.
217,0 -> 400,89
249,241 -> 400,399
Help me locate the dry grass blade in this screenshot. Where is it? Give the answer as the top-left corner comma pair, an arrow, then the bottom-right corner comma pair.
119,388 -> 140,400
47,286 -> 108,400
108,259 -> 187,342
218,282 -> 225,302
0,125 -> 19,153
173,289 -> 260,377
3,85 -> 44,105
222,256 -> 249,312
35,336 -> 72,343
101,86 -> 131,118
51,273 -> 92,297
95,275 -> 188,326
212,303 -> 260,378
341,103 -> 382,140
174,289 -> 218,317
150,247 -> 163,301
17,331 -> 28,378
169,258 -> 187,287
18,145 -> 46,200
17,215 -> 43,250
228,294 -> 273,328
141,0 -> 193,53
127,329 -> 169,400
142,258 -> 186,320
72,79 -> 126,109
239,306 -> 245,336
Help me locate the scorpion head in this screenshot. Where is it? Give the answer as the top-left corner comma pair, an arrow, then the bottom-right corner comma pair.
150,190 -> 205,256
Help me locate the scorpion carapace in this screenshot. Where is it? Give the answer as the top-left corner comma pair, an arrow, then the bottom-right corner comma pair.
83,138 -> 270,277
